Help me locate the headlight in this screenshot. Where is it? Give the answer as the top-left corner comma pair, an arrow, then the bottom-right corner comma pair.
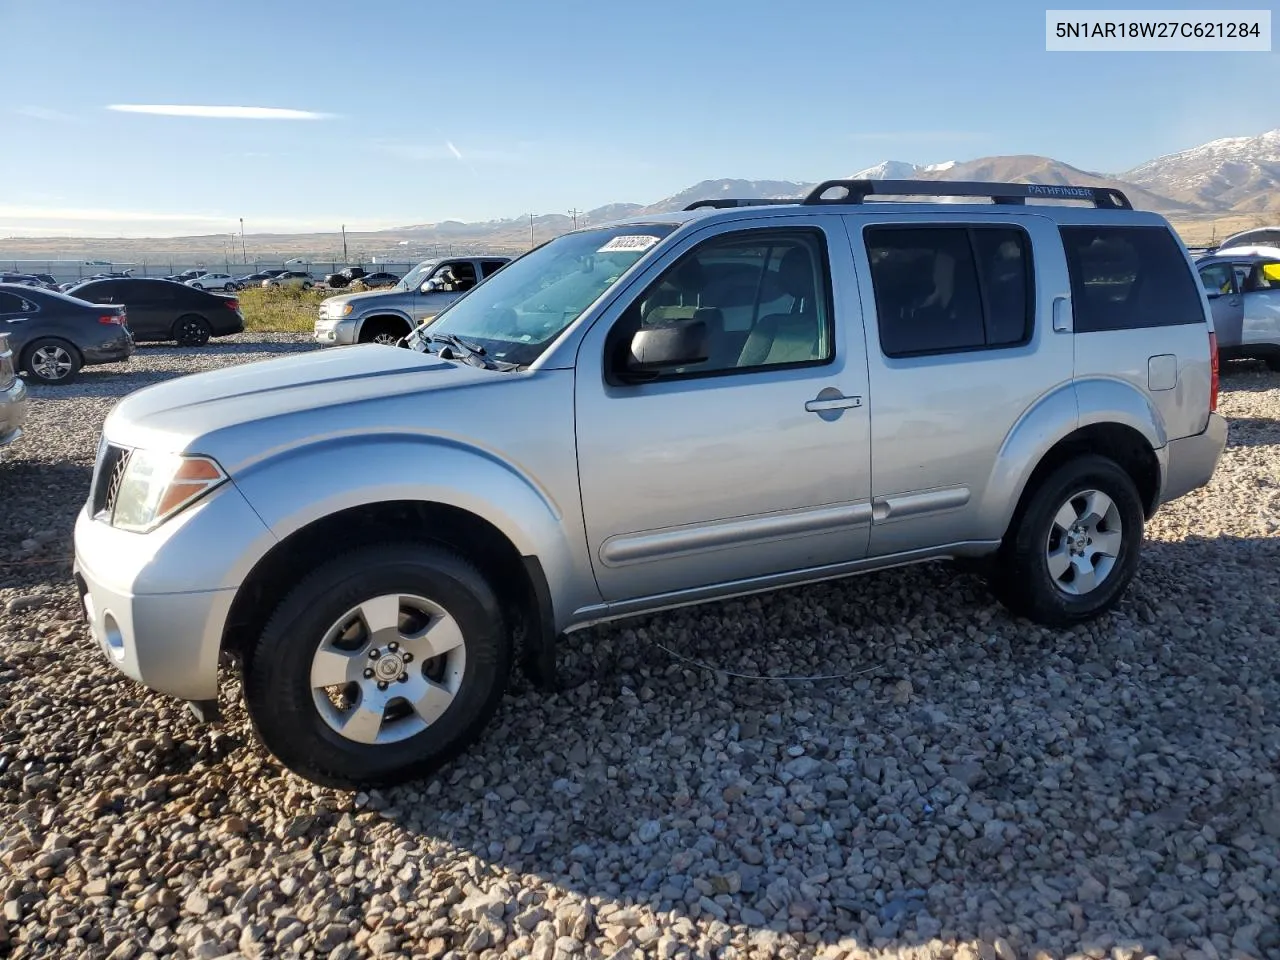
336,303 -> 353,317
111,451 -> 227,533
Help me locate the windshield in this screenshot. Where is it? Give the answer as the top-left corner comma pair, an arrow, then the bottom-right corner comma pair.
396,260 -> 440,291
412,224 -> 677,365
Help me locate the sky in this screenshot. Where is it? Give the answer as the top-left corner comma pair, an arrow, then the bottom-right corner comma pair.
3,0 -> 1278,238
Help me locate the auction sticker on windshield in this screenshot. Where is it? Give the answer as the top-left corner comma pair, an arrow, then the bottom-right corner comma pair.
598,235 -> 661,253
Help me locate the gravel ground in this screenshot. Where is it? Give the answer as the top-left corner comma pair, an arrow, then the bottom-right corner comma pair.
1,335 -> 1278,960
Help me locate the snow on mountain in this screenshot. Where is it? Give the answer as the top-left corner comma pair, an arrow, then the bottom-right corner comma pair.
1120,128 -> 1280,212
849,160 -> 922,179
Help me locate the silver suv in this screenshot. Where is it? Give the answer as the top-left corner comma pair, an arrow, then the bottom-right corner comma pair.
314,256 -> 511,346
74,179 -> 1227,788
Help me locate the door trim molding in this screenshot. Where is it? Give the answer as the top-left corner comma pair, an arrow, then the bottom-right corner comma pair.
598,501 -> 874,567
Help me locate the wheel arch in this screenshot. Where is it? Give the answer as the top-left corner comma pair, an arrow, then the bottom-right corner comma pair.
355,312 -> 414,341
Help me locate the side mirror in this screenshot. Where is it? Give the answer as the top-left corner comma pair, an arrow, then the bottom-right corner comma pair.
421,279 -> 444,293
623,319 -> 708,378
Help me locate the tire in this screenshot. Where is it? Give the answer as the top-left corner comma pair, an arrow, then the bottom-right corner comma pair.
173,315 -> 212,347
241,542 -> 511,789
21,338 -> 82,385
359,319 -> 409,346
988,454 -> 1144,627
223,283 -> 235,292
191,283 -> 204,290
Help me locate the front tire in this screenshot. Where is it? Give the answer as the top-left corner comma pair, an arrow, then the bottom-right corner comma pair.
22,338 -> 82,384
989,454 -> 1143,627
241,543 -> 511,789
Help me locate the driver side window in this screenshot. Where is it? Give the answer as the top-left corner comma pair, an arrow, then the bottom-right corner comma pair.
611,229 -> 833,380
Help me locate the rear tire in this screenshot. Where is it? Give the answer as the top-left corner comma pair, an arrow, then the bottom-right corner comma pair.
223,283 -> 235,292
173,315 -> 212,347
22,338 -> 82,384
988,454 -> 1143,627
241,543 -> 511,789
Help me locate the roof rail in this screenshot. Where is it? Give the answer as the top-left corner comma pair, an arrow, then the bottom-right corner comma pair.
683,198 -> 802,211
801,179 -> 1134,210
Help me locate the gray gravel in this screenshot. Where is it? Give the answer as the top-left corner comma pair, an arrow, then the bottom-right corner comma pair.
1,337 -> 1279,960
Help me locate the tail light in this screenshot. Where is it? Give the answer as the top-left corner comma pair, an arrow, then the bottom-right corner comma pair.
225,298 -> 239,311
98,314 -> 124,326
1208,331 -> 1219,412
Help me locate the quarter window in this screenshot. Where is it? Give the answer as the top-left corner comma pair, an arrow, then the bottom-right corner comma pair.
1060,226 -> 1204,332
0,292 -> 27,313
611,229 -> 833,379
865,225 -> 1033,357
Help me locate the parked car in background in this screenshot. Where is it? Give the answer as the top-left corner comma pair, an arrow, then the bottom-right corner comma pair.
167,270 -> 204,283
0,283 -> 133,384
324,267 -> 367,289
355,271 -> 401,289
0,273 -> 50,289
187,273 -> 239,292
236,272 -> 272,286
1196,250 -> 1280,369
263,270 -> 314,290
68,278 -> 245,347
0,332 -> 27,455
75,179 -> 1227,788
314,256 -> 509,345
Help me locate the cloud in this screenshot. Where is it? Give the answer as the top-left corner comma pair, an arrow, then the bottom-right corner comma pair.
106,104 -> 333,120
849,131 -> 986,142
446,141 -> 463,160
15,106 -> 76,122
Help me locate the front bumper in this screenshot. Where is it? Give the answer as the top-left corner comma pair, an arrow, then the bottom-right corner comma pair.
72,481 -> 275,701
313,316 -> 358,346
83,333 -> 135,365
1159,412 -> 1228,505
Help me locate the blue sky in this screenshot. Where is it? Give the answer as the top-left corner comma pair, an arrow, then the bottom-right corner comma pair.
3,0 -> 1277,237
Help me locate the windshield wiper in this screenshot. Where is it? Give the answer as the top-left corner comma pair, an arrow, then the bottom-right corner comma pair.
425,333 -> 522,371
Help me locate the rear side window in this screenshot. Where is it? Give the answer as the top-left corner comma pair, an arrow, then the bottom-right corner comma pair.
0,292 -> 28,313
1060,226 -> 1204,332
865,225 -> 1034,357
1197,262 -> 1235,295
481,260 -> 508,277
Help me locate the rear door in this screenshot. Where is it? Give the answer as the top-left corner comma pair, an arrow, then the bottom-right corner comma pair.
0,290 -> 37,353
1061,224 -> 1212,442
848,211 -> 1073,556
1196,260 -> 1243,347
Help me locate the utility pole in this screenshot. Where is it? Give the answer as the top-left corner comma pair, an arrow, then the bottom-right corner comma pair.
567,207 -> 583,229
342,224 -> 348,263
529,213 -> 535,249
239,218 -> 247,264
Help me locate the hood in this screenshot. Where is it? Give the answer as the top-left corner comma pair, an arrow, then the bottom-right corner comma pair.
104,345 -> 496,457
322,287 -> 410,310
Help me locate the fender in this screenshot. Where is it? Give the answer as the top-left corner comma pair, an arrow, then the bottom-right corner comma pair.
229,434 -> 593,631
978,376 -> 1166,540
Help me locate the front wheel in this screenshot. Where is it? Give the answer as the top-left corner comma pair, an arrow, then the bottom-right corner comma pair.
241,543 -> 511,788
988,454 -> 1144,627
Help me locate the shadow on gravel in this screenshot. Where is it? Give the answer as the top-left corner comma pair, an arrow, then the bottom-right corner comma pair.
1223,416 -> 1280,448
5,489 -> 1278,953
1220,363 -> 1280,392
150,531 -> 1275,957
135,339 -> 318,356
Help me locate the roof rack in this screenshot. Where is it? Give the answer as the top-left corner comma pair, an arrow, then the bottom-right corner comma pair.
683,197 -> 802,210
801,179 -> 1133,210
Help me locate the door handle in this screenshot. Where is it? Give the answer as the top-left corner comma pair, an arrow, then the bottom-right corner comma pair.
805,394 -> 862,412
1052,295 -> 1071,333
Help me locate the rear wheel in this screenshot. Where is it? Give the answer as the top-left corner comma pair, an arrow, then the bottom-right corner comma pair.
22,338 -> 82,384
173,315 -> 212,347
989,454 -> 1143,627
223,283 -> 235,292
241,543 -> 511,788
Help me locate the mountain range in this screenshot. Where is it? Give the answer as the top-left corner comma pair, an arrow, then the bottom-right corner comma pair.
393,126 -> 1280,245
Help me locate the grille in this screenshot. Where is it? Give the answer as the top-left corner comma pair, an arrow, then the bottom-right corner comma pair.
91,444 -> 130,518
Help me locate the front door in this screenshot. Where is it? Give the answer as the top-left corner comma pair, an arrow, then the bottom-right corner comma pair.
1197,260 -> 1243,347
574,220 -> 872,603
1241,259 -> 1280,352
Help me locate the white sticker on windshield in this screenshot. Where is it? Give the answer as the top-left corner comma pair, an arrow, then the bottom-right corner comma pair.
598,234 -> 661,253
